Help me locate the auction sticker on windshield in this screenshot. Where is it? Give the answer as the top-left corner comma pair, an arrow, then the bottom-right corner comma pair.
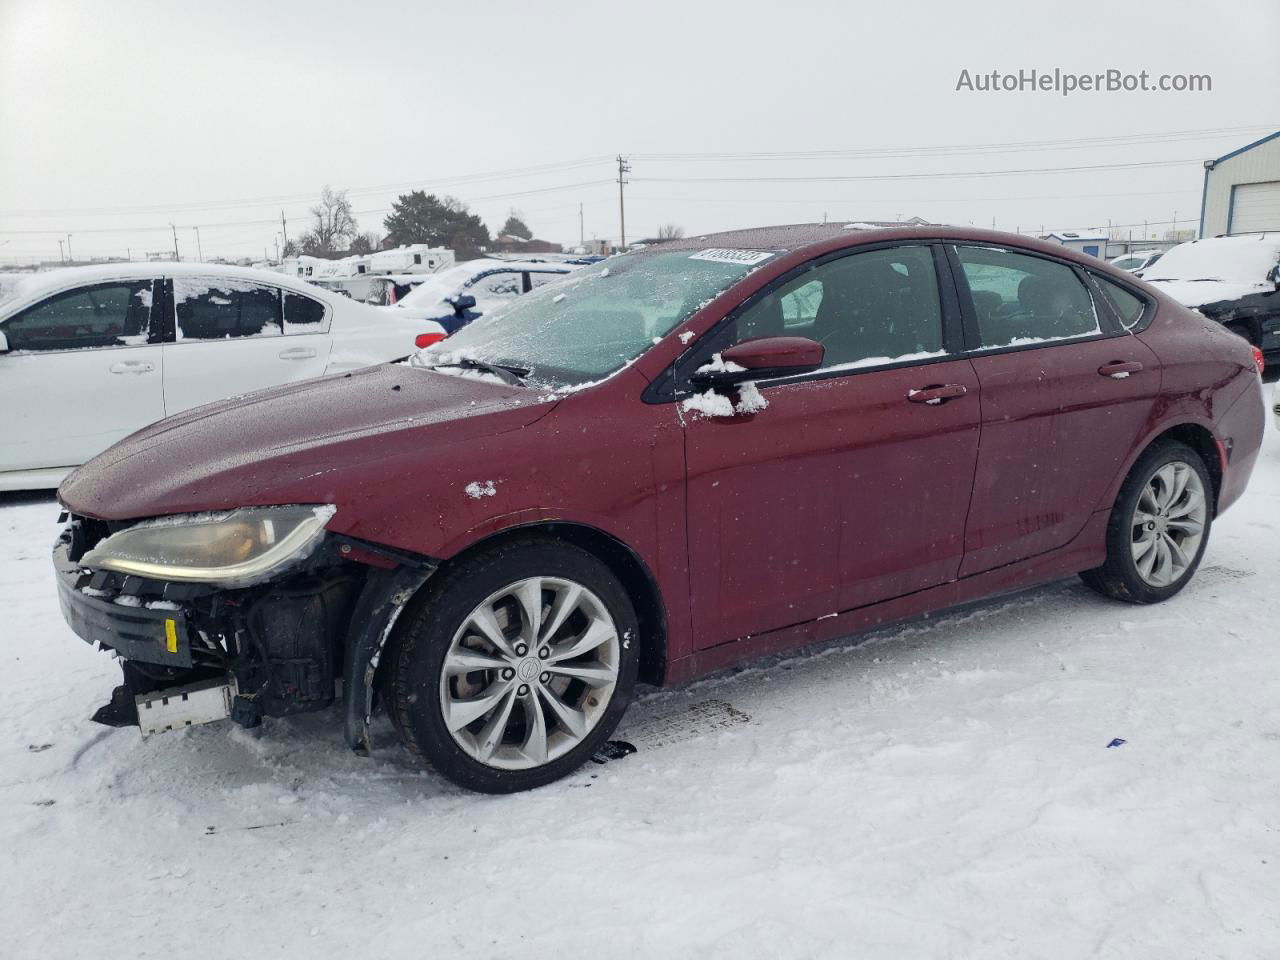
688,249 -> 775,265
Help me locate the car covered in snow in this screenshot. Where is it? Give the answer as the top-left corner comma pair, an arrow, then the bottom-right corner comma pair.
1141,233 -> 1280,368
384,258 -> 578,333
53,224 -> 1265,793
1109,249 -> 1164,274
0,262 -> 446,491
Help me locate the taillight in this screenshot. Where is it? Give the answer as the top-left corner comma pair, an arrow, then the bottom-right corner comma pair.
1252,346 -> 1265,375
415,332 -> 446,349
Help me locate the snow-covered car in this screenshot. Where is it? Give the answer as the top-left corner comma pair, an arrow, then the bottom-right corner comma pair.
1109,249 -> 1164,274
0,263 -> 446,491
1141,233 -> 1280,367
384,258 -> 578,334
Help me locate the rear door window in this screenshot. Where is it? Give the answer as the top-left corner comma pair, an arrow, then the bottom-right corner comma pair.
282,291 -> 330,334
2,280 -> 154,352
955,246 -> 1101,348
467,271 -> 524,303
173,279 -> 283,340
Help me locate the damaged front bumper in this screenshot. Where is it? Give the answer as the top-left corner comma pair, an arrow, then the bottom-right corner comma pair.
53,517 -> 434,751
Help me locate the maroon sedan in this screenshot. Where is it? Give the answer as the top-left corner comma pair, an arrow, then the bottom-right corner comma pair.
54,224 -> 1265,793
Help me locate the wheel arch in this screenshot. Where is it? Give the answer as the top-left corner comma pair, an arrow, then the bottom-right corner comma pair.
1136,421 -> 1224,508
431,521 -> 669,687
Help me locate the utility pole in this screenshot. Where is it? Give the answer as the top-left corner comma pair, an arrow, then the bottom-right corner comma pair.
280,210 -> 289,255
170,223 -> 180,261
579,202 -> 584,248
66,234 -> 74,262
57,239 -> 65,263
616,155 -> 630,250
193,226 -> 203,262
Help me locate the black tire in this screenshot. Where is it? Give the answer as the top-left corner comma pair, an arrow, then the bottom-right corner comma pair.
1079,440 -> 1214,604
384,536 -> 640,793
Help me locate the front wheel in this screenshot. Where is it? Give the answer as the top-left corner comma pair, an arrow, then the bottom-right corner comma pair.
385,538 -> 640,793
1080,440 -> 1213,603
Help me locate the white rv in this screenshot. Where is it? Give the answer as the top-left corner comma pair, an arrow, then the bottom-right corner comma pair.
368,245 -> 454,275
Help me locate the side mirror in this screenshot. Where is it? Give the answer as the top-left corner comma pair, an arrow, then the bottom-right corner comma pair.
447,294 -> 477,315
0,330 -> 9,354
690,336 -> 824,387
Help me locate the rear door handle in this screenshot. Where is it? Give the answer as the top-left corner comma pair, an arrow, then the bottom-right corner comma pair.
907,383 -> 968,405
278,347 -> 318,360
1098,360 -> 1143,379
109,360 -> 155,374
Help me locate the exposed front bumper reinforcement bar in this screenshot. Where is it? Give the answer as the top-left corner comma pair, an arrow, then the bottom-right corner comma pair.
136,678 -> 238,737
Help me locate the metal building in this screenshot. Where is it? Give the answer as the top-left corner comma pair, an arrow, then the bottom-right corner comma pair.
1200,131 -> 1280,237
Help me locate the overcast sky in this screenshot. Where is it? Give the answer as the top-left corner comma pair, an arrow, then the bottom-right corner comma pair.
1,0 -> 1277,262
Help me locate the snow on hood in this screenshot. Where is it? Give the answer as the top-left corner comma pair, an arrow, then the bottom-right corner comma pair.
1143,278 -> 1273,308
1143,234 -> 1280,285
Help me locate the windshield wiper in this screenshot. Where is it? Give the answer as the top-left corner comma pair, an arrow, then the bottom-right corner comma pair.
430,357 -> 530,386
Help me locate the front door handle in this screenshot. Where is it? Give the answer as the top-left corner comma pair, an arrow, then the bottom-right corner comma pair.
1098,360 -> 1143,379
279,347 -> 318,360
109,360 -> 155,374
907,383 -> 968,405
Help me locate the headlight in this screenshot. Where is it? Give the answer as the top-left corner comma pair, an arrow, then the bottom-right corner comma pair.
81,505 -> 336,587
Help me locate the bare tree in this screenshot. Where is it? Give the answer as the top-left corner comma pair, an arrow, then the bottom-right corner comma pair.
299,185 -> 358,254
656,223 -> 685,241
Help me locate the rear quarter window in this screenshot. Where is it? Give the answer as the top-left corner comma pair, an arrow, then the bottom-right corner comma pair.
1092,274 -> 1150,331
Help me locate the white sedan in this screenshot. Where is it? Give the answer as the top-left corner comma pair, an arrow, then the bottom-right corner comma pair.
0,262 -> 445,491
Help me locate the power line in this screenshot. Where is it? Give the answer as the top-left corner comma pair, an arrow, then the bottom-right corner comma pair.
0,180 -> 617,237
630,123 -> 1276,162
6,123 -> 1272,221
632,157 -> 1203,185
0,157 -> 616,219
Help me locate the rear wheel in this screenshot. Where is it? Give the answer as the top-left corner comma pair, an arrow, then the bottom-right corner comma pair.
1080,440 -> 1213,603
385,538 -> 639,793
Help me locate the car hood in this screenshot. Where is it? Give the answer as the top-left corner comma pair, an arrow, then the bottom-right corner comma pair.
1146,278 -> 1273,308
59,363 -> 555,521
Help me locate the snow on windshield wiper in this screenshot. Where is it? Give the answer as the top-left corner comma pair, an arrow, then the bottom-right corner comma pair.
430,357 -> 530,386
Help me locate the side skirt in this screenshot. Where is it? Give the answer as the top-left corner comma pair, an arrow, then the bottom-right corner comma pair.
664,509 -> 1109,686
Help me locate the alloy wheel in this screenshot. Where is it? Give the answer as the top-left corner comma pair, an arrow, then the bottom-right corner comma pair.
1131,460 -> 1207,587
438,577 -> 620,770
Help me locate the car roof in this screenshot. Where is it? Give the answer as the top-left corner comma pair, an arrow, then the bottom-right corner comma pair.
3,261 -> 332,310
630,222 -> 1129,268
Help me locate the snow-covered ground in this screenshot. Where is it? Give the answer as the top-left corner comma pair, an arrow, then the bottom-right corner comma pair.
2,429 -> 1278,959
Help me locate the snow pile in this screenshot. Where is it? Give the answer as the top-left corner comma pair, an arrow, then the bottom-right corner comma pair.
681,389 -> 737,418
734,380 -> 768,413
695,352 -> 747,376
464,480 -> 496,499
681,383 -> 769,418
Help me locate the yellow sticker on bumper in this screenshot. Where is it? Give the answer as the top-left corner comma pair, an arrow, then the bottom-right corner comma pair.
164,618 -> 178,655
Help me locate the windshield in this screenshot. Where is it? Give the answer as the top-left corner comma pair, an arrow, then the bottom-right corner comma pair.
1144,237 -> 1280,283
0,272 -> 37,309
409,249 -> 773,387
